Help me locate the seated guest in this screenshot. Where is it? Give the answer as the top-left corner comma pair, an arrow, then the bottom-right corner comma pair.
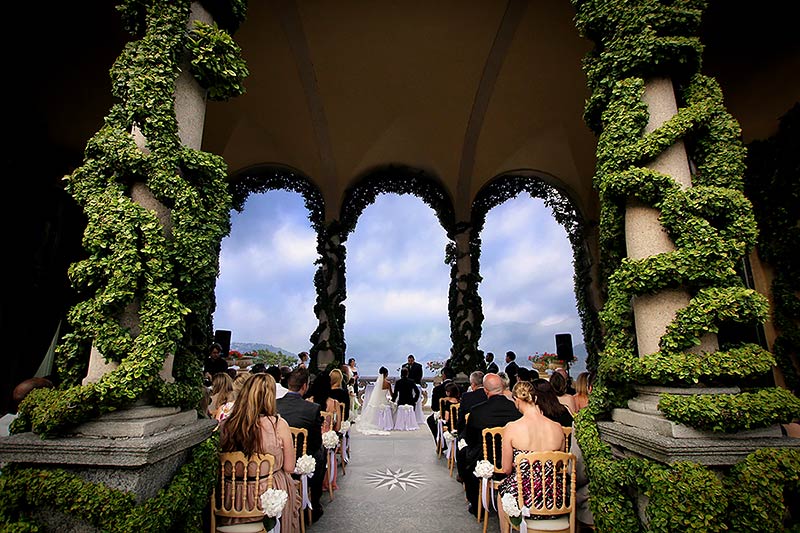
426,366 -> 456,446
250,363 -> 268,374
216,373 -> 252,422
460,373 -> 522,517
549,371 -> 578,415
328,368 -> 351,420
219,373 -> 300,532
572,371 -> 592,413
305,372 -> 340,431
532,379 -> 574,427
497,372 -> 514,400
456,371 -> 486,434
516,366 -> 532,384
266,366 -> 288,399
497,380 -> 566,531
570,428 -> 595,530
208,372 -> 234,419
280,365 -> 292,388
277,368 -> 326,523
440,382 -> 461,427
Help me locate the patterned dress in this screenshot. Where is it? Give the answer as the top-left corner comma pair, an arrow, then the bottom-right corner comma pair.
498,448 -> 564,517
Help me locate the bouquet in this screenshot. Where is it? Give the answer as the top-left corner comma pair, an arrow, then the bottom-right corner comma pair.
340,420 -> 351,433
443,430 -> 456,444
294,454 -> 316,476
260,488 -> 289,531
433,411 -> 441,421
501,493 -> 529,527
474,459 -> 494,479
322,429 -> 340,449
457,438 -> 468,451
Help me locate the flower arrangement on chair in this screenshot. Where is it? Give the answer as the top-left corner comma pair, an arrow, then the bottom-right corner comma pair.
260,487 -> 289,532
294,454 -> 316,518
501,492 -> 530,529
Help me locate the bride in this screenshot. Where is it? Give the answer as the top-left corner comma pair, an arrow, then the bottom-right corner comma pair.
355,367 -> 394,435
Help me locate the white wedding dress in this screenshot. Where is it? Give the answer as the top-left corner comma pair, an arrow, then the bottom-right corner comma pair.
355,374 -> 395,435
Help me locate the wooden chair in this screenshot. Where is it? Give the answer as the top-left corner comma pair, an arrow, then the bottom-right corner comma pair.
289,427 -> 309,533
562,426 -> 573,453
320,410 -> 337,502
436,398 -> 451,458
447,402 -> 460,477
504,451 -> 577,533
478,426 -> 505,532
335,400 -> 348,476
211,451 -> 275,533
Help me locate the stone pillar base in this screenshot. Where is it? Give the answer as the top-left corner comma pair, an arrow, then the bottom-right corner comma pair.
0,413 -> 216,532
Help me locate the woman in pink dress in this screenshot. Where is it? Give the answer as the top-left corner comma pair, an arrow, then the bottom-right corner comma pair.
219,373 -> 301,532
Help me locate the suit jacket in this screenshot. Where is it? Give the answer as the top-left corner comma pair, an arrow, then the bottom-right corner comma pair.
328,387 -> 350,420
429,378 -> 453,416
392,377 -> 420,406
456,387 -> 487,433
504,361 -> 519,388
403,362 -> 424,385
277,391 -> 323,455
486,361 -> 499,374
462,394 -> 521,469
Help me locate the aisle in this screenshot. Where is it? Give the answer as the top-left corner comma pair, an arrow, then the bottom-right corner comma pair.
314,424 -> 501,532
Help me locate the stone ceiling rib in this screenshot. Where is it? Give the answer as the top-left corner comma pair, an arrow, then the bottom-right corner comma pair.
456,0 -> 528,220
274,0 -> 337,184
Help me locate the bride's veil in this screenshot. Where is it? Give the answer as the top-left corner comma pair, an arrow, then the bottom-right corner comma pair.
366,373 -> 385,409
355,372 -> 391,435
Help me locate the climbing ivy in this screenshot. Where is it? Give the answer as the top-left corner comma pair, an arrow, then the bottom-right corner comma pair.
571,0 -> 800,530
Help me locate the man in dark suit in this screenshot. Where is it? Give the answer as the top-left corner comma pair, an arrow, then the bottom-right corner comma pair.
485,352 -> 499,374
403,354 -> 424,385
456,371 -> 486,434
276,367 -> 326,523
392,367 -> 420,406
426,366 -> 456,447
460,373 -> 522,516
504,350 -> 519,390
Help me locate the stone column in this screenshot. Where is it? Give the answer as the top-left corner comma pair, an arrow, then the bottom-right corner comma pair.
624,77 -> 718,357
83,2 -> 213,387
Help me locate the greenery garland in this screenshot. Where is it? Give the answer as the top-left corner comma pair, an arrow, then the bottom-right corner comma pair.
571,0 -> 800,530
0,434 -> 219,532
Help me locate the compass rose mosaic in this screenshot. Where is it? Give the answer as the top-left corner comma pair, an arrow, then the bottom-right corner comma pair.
365,467 -> 426,491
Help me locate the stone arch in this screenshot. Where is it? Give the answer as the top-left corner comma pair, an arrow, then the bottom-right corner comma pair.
471,171 -> 602,368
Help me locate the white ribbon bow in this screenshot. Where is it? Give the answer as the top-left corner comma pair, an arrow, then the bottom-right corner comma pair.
300,474 -> 313,511
341,432 -> 349,463
328,449 -> 337,483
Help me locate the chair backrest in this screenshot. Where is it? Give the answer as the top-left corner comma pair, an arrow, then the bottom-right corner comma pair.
449,402 -> 460,428
513,451 -> 576,524
320,410 -> 335,433
337,400 -> 346,427
481,426 -> 505,475
439,398 -> 450,419
214,451 -> 276,520
290,426 -> 308,457
562,426 -> 573,453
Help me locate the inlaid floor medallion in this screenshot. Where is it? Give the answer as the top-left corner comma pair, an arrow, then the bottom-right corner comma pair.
365,467 -> 426,491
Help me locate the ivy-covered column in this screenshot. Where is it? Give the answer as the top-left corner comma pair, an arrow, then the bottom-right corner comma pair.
310,222 -> 347,371
571,0 -> 800,530
625,77 -> 718,358
446,222 -> 483,375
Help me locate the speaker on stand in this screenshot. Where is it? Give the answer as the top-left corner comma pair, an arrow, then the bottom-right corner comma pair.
555,333 -> 574,364
214,329 -> 231,357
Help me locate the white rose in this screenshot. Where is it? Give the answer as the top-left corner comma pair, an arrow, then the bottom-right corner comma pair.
260,488 -> 289,518
294,454 -> 316,475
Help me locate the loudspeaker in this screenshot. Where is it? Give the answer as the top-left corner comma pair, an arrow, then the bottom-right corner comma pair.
555,333 -> 573,362
214,329 -> 231,356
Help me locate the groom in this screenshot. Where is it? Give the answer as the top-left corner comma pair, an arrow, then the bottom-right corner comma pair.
392,367 -> 420,407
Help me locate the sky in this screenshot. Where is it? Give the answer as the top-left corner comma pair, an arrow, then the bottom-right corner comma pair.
213,190 -> 584,377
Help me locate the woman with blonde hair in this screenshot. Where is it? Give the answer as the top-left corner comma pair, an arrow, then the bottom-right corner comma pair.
219,373 -> 300,532
216,372 -> 253,421
208,372 -> 233,419
328,368 -> 351,421
572,371 -> 591,413
497,380 -> 566,532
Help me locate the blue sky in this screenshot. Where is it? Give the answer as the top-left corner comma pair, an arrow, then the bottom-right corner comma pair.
213,190 -> 584,376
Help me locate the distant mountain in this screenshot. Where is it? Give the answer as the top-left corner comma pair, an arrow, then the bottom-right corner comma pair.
230,342 -> 298,359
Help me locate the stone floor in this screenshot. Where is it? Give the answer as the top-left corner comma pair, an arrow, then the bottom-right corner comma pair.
312,419 -> 502,533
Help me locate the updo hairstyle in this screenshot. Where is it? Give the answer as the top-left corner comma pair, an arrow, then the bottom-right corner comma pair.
512,380 -> 534,404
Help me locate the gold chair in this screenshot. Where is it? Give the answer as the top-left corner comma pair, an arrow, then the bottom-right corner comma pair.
335,400 -> 348,476
503,451 -> 577,533
562,426 -> 573,453
447,402 -> 460,477
211,451 -> 276,533
289,427 -> 309,533
320,410 -> 336,502
478,426 -> 505,532
436,398 -> 451,458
